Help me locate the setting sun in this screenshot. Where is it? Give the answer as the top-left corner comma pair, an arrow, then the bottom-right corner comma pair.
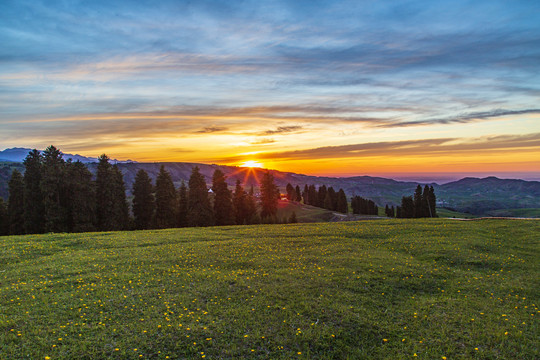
240,160 -> 264,168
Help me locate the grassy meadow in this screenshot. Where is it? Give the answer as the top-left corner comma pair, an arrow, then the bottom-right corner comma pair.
1,219 -> 538,359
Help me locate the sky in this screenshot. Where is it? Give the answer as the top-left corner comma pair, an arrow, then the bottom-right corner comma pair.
1,0 -> 539,180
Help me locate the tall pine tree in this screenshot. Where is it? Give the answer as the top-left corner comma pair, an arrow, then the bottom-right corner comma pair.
96,155 -> 129,230
66,161 -> 96,232
177,181 -> 188,227
111,165 -> 130,230
41,145 -> 68,232
23,149 -> 45,234
0,197 -> 8,236
212,169 -> 235,226
260,172 -> 278,220
154,165 -> 177,229
132,169 -> 155,230
336,189 -> 348,214
413,185 -> 424,218
188,166 -> 214,227
8,169 -> 25,235
233,180 -> 247,225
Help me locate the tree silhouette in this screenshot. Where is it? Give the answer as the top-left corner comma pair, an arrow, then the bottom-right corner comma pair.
132,169 -> 155,229
212,169 -> 235,226
23,149 -> 44,234
336,189 -> 348,214
66,161 -> 96,232
188,166 -> 214,227
177,181 -> 188,227
260,172 -> 278,220
8,169 -> 24,235
41,145 -> 68,232
155,165 -> 177,229
0,197 -> 8,235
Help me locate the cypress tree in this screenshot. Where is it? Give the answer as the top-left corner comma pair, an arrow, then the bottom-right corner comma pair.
422,185 -> 432,218
23,149 -> 44,234
308,185 -> 318,206
188,166 -> 214,227
429,186 -> 438,218
0,197 -> 8,236
323,191 -> 333,210
177,181 -> 188,227
285,183 -> 295,201
66,161 -> 96,232
302,184 -> 309,204
413,185 -> 424,218
401,196 -> 415,218
41,145 -> 68,233
260,172 -> 279,220
212,169 -> 235,226
8,169 -> 25,235
295,185 -> 302,202
327,187 -> 337,211
155,165 -> 177,229
336,189 -> 348,214
132,169 -> 155,230
318,185 -> 327,208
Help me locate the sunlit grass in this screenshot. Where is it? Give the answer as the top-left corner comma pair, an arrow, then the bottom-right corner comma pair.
0,219 -> 538,359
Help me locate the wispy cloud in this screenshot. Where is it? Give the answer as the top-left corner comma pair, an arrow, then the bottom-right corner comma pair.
220,133 -> 540,162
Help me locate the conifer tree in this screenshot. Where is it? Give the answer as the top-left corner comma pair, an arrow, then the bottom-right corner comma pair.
233,180 -> 247,225
295,185 -> 302,202
212,169 -> 235,226
132,169 -> 155,230
66,161 -> 96,232
246,185 -> 258,224
286,183 -> 295,201
41,145 -> 68,232
318,185 -> 327,208
0,197 -> 8,236
188,166 -> 214,227
401,196 -> 415,218
308,185 -> 318,206
111,165 -> 130,230
23,149 -> 44,234
260,172 -> 279,220
177,181 -> 188,227
302,184 -> 309,204
154,165 -> 177,229
96,155 -> 128,230
8,169 -> 25,235
323,191 -> 333,210
413,185 -> 424,218
95,154 -> 115,231
428,185 -> 438,217
327,187 -> 337,211
336,189 -> 348,213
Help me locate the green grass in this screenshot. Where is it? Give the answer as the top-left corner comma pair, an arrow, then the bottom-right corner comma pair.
486,208 -> 540,218
1,220 -> 539,359
437,208 -> 478,219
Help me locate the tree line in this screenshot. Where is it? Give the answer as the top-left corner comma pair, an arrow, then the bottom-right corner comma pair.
290,183 -> 349,213
0,146 -> 285,236
394,185 -> 438,218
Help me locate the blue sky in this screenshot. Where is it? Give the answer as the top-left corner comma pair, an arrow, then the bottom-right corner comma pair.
1,0 -> 539,177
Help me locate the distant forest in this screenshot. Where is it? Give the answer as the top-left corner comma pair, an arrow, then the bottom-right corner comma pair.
0,146 -> 436,236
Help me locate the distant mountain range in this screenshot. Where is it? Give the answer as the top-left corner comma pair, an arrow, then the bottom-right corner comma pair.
0,147 -> 135,164
1,148 -> 539,217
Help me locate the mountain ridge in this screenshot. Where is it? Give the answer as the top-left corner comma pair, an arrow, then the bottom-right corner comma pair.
1,148 -> 539,216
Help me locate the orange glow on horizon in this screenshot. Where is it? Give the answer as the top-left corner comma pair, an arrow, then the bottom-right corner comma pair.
239,160 -> 264,168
